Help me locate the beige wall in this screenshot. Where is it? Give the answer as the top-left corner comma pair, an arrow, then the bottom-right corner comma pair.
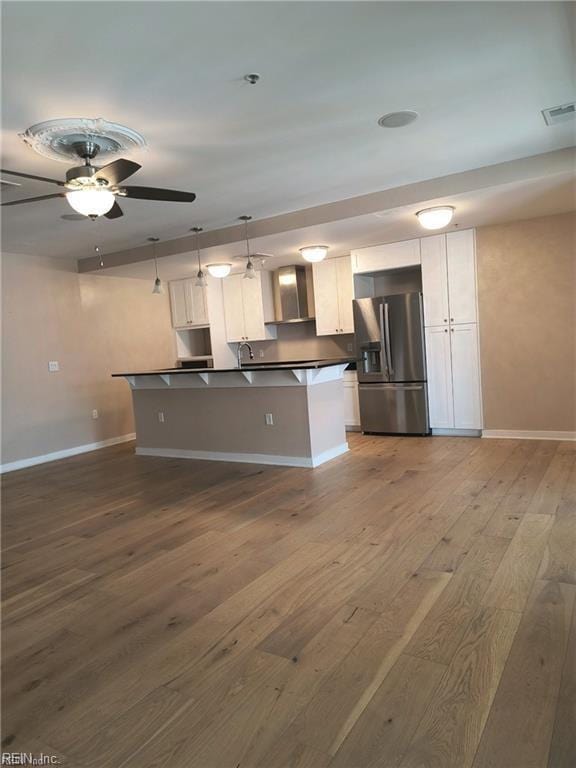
250,321 -> 354,362
1,252 -> 175,466
476,211 -> 576,432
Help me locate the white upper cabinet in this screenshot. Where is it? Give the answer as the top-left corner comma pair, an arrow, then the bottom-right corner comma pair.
421,234 -> 450,327
351,239 -> 420,274
450,323 -> 482,429
221,271 -> 276,343
421,229 -> 477,327
169,278 -> 209,329
446,229 -> 477,324
312,256 -> 354,336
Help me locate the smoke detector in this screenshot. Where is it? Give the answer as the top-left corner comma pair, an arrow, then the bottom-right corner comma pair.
542,102 -> 576,126
378,111 -> 419,128
19,117 -> 147,163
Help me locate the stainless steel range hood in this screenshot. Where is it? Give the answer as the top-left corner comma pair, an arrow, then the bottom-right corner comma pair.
271,266 -> 315,324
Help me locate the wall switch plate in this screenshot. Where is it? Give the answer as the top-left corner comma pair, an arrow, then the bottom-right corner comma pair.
265,413 -> 274,426
48,361 -> 60,372
259,350 -> 265,358
347,343 -> 353,352
158,411 -> 165,423
92,409 -> 99,420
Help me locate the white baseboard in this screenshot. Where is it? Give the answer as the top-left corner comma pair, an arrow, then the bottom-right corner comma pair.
482,429 -> 576,442
432,428 -> 482,437
136,442 -> 349,468
0,433 -> 136,474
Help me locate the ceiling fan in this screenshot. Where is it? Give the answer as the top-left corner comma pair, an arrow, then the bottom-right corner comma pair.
1,140 -> 196,220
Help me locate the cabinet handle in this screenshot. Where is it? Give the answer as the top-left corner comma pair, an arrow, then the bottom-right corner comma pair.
450,317 -> 454,322
444,329 -> 447,333
444,318 -> 448,323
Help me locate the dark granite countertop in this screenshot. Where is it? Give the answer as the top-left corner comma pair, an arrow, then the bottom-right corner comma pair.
112,357 -> 355,378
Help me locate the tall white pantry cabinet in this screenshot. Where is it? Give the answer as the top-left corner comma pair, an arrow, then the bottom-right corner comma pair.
421,229 -> 483,431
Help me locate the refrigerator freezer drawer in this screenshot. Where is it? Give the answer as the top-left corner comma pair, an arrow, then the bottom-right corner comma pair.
359,383 -> 429,435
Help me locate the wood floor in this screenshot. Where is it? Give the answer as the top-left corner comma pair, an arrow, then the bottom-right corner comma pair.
2,433 -> 575,767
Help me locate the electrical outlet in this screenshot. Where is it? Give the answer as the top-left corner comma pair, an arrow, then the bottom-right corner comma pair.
158,411 -> 165,423
265,413 -> 274,426
347,343 -> 353,352
92,409 -> 99,420
48,361 -> 60,372
259,350 -> 265,358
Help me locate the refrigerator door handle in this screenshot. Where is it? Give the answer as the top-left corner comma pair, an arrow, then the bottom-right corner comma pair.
378,302 -> 389,377
384,302 -> 393,377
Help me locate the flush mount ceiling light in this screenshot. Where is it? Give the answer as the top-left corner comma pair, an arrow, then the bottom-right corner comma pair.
206,263 -> 232,278
239,215 -> 257,280
416,206 -> 455,230
300,245 -> 329,263
148,237 -> 163,294
190,226 -> 207,287
378,111 -> 419,128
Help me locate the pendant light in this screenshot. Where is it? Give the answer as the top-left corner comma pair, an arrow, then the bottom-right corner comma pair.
300,245 -> 329,263
190,227 -> 207,287
148,237 -> 163,294
239,215 -> 256,279
416,206 -> 455,230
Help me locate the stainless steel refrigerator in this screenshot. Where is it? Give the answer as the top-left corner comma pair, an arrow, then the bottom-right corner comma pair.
353,292 -> 429,435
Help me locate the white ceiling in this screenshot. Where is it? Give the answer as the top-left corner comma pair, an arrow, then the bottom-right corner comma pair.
98,173 -> 575,281
1,1 -> 575,259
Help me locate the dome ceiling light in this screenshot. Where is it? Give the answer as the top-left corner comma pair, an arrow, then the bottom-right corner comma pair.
378,111 -> 419,128
206,263 -> 232,278
416,206 -> 455,230
300,245 -> 329,263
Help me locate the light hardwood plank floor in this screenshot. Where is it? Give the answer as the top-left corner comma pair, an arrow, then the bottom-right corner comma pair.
2,433 -> 575,768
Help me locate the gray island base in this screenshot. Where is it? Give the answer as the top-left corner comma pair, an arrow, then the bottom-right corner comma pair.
114,362 -> 349,468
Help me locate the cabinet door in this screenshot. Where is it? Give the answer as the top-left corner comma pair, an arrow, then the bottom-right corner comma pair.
421,234 -> 449,327
425,326 -> 454,428
184,280 -> 209,326
343,374 -> 360,427
222,274 -> 246,342
241,273 -> 267,341
312,259 -> 340,336
336,256 -> 354,333
446,229 -> 477,324
168,280 -> 188,328
450,323 -> 482,429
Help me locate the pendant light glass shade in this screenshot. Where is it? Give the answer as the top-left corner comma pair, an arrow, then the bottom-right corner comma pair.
243,259 -> 256,279
416,206 -> 455,230
300,245 -> 329,263
66,187 -> 115,217
207,263 -> 232,278
152,277 -> 163,294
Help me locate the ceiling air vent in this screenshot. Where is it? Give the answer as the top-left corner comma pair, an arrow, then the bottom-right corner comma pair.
542,102 -> 576,126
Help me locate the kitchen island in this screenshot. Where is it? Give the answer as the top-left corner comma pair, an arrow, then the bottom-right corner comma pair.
113,361 -> 349,468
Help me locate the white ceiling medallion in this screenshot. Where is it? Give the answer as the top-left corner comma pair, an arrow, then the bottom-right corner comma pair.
300,245 -> 329,263
416,206 -> 455,230
19,118 -> 147,163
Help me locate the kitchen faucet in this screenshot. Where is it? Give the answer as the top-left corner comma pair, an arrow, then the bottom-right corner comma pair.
237,341 -> 254,368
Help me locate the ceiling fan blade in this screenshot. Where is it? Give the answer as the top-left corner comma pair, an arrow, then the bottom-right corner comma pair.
93,159 -> 141,186
1,193 -> 65,207
0,168 -> 64,186
104,200 -> 124,219
121,186 -> 196,202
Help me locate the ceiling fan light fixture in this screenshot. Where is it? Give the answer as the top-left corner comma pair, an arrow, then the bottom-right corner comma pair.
416,206 -> 455,230
300,245 -> 329,263
207,263 -> 232,279
65,187 -> 115,217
